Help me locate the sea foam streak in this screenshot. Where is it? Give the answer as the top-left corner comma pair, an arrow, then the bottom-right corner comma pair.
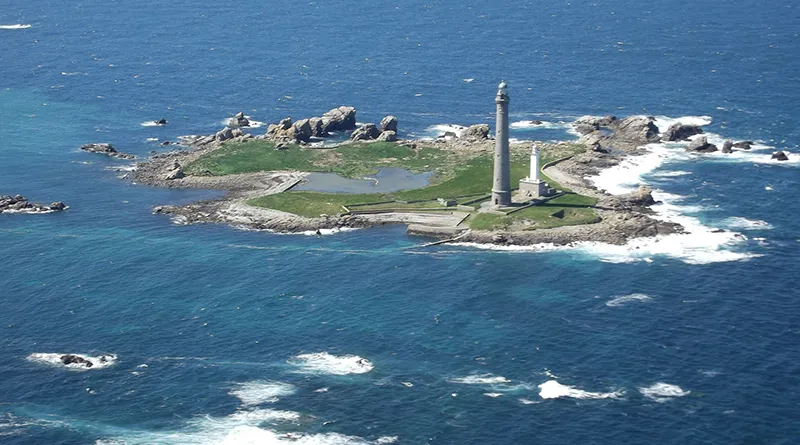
229,381 -> 296,406
606,293 -> 652,307
638,382 -> 690,402
538,380 -> 623,400
448,374 -> 511,385
288,352 -> 374,375
0,24 -> 31,30
510,120 -> 571,130
27,353 -> 117,371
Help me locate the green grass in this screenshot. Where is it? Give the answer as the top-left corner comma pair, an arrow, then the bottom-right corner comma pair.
467,193 -> 599,231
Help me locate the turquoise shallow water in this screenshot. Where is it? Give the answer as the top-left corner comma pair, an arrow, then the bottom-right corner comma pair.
1,1 -> 799,444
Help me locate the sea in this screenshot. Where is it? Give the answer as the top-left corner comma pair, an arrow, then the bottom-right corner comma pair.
1,1 -> 799,444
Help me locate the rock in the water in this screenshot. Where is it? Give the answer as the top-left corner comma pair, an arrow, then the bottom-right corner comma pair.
464,124 -> 490,141
230,112 -> 250,127
611,116 -> 660,143
721,140 -> 734,154
350,123 -> 381,141
321,106 -> 357,133
772,151 -> 789,161
80,143 -> 135,159
49,202 -> 66,211
60,354 -> 93,367
380,115 -> 398,132
154,118 -> 167,125
733,141 -> 753,150
376,130 -> 397,142
686,136 -> 718,153
663,123 -> 704,141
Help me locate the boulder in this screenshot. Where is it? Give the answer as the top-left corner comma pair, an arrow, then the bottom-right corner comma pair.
292,119 -> 313,142
376,130 -> 397,142
772,151 -> 789,161
721,140 -> 734,154
380,115 -> 398,132
464,124 -> 490,141
663,123 -> 704,142
686,136 -> 718,153
574,124 -> 597,135
165,166 -> 184,181
278,117 -> 292,130
611,116 -> 660,143
321,106 -> 357,133
733,141 -> 753,150
154,118 -> 167,125
350,123 -> 381,141
575,115 -> 617,128
215,127 -> 234,142
49,202 -> 66,211
60,354 -> 93,368
230,112 -> 250,127
308,117 -> 328,137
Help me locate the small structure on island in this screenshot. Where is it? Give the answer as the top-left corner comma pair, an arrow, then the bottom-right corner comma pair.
519,144 -> 554,198
492,81 -> 512,208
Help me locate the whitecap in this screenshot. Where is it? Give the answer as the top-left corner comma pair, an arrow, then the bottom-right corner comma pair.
606,293 -> 652,307
653,115 -> 713,132
519,398 -> 540,405
448,374 -> 511,385
145,137 -> 159,142
140,121 -> 165,127
510,120 -> 571,130
229,381 -> 296,407
463,78 -> 475,83
538,380 -> 623,400
719,217 -> 772,231
650,170 -> 692,178
61,72 -> 84,76
288,352 -> 374,375
27,353 -> 117,371
638,382 -> 690,402
0,24 -> 31,30
425,124 -> 467,138
483,393 -> 503,398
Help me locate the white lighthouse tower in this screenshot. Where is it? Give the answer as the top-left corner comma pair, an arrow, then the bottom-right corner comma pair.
519,143 -> 552,198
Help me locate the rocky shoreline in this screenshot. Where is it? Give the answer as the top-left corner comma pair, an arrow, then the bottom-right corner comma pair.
1,195 -> 67,214
102,111 -> 742,247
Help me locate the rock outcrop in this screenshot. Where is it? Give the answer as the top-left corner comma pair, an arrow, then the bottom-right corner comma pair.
686,136 -> 718,153
321,106 -> 357,133
230,112 -> 250,127
733,141 -> 753,150
772,151 -> 789,161
380,115 -> 398,132
464,124 -> 490,141
573,115 -> 617,135
721,140 -> 734,154
605,185 -> 657,211
663,123 -> 703,142
350,123 -> 381,141
376,130 -> 397,142
80,143 -> 136,160
610,116 -> 660,143
0,195 -> 67,214
266,118 -> 312,143
61,354 -> 94,368
154,118 -> 167,125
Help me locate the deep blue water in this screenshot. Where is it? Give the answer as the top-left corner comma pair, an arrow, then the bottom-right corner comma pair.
1,1 -> 799,444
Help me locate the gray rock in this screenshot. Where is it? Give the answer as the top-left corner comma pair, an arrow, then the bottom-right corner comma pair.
350,123 -> 381,141
165,167 -> 184,181
575,115 -> 617,128
293,119 -> 313,142
686,136 -> 718,153
722,140 -> 734,154
80,143 -> 135,159
215,127 -> 234,142
308,117 -> 328,137
279,117 -> 292,130
733,141 -> 753,150
321,106 -> 357,133
230,112 -> 250,127
380,115 -> 398,132
49,202 -> 66,211
574,123 -> 597,135
663,123 -> 704,142
772,151 -> 789,161
464,124 -> 490,141
611,116 -> 660,143
376,130 -> 397,142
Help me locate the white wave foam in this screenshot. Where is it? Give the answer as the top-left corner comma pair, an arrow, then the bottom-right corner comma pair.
538,380 -> 623,400
519,398 -> 540,405
145,137 -> 159,142
606,293 -> 652,307
222,117 -> 265,128
463,78 -> 475,83
0,24 -> 31,30
638,382 -> 690,402
483,393 -> 503,398
229,381 -> 296,406
719,217 -> 772,231
653,115 -> 713,132
650,170 -> 691,178
510,120 -> 571,130
288,352 -> 374,375
27,353 -> 117,371
140,121 -> 165,127
425,124 -> 468,138
448,374 -> 511,385
61,72 -> 85,76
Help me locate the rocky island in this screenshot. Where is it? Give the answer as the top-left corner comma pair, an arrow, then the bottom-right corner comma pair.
100,85 -> 772,247
1,195 -> 67,214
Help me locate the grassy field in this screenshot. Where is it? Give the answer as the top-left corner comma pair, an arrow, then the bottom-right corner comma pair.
196,139 -> 597,228
467,193 -> 599,231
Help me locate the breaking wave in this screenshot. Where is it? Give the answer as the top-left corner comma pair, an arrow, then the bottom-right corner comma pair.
538,380 -> 624,400
638,382 -> 691,402
0,24 -> 31,30
448,374 -> 511,385
606,293 -> 652,307
229,381 -> 296,406
288,352 -> 374,375
27,353 -> 117,371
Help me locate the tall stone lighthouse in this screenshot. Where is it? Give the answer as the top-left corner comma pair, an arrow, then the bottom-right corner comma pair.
492,81 -> 511,207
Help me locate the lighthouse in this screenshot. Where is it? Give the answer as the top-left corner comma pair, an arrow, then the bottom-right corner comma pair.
519,143 -> 553,198
492,81 -> 511,207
